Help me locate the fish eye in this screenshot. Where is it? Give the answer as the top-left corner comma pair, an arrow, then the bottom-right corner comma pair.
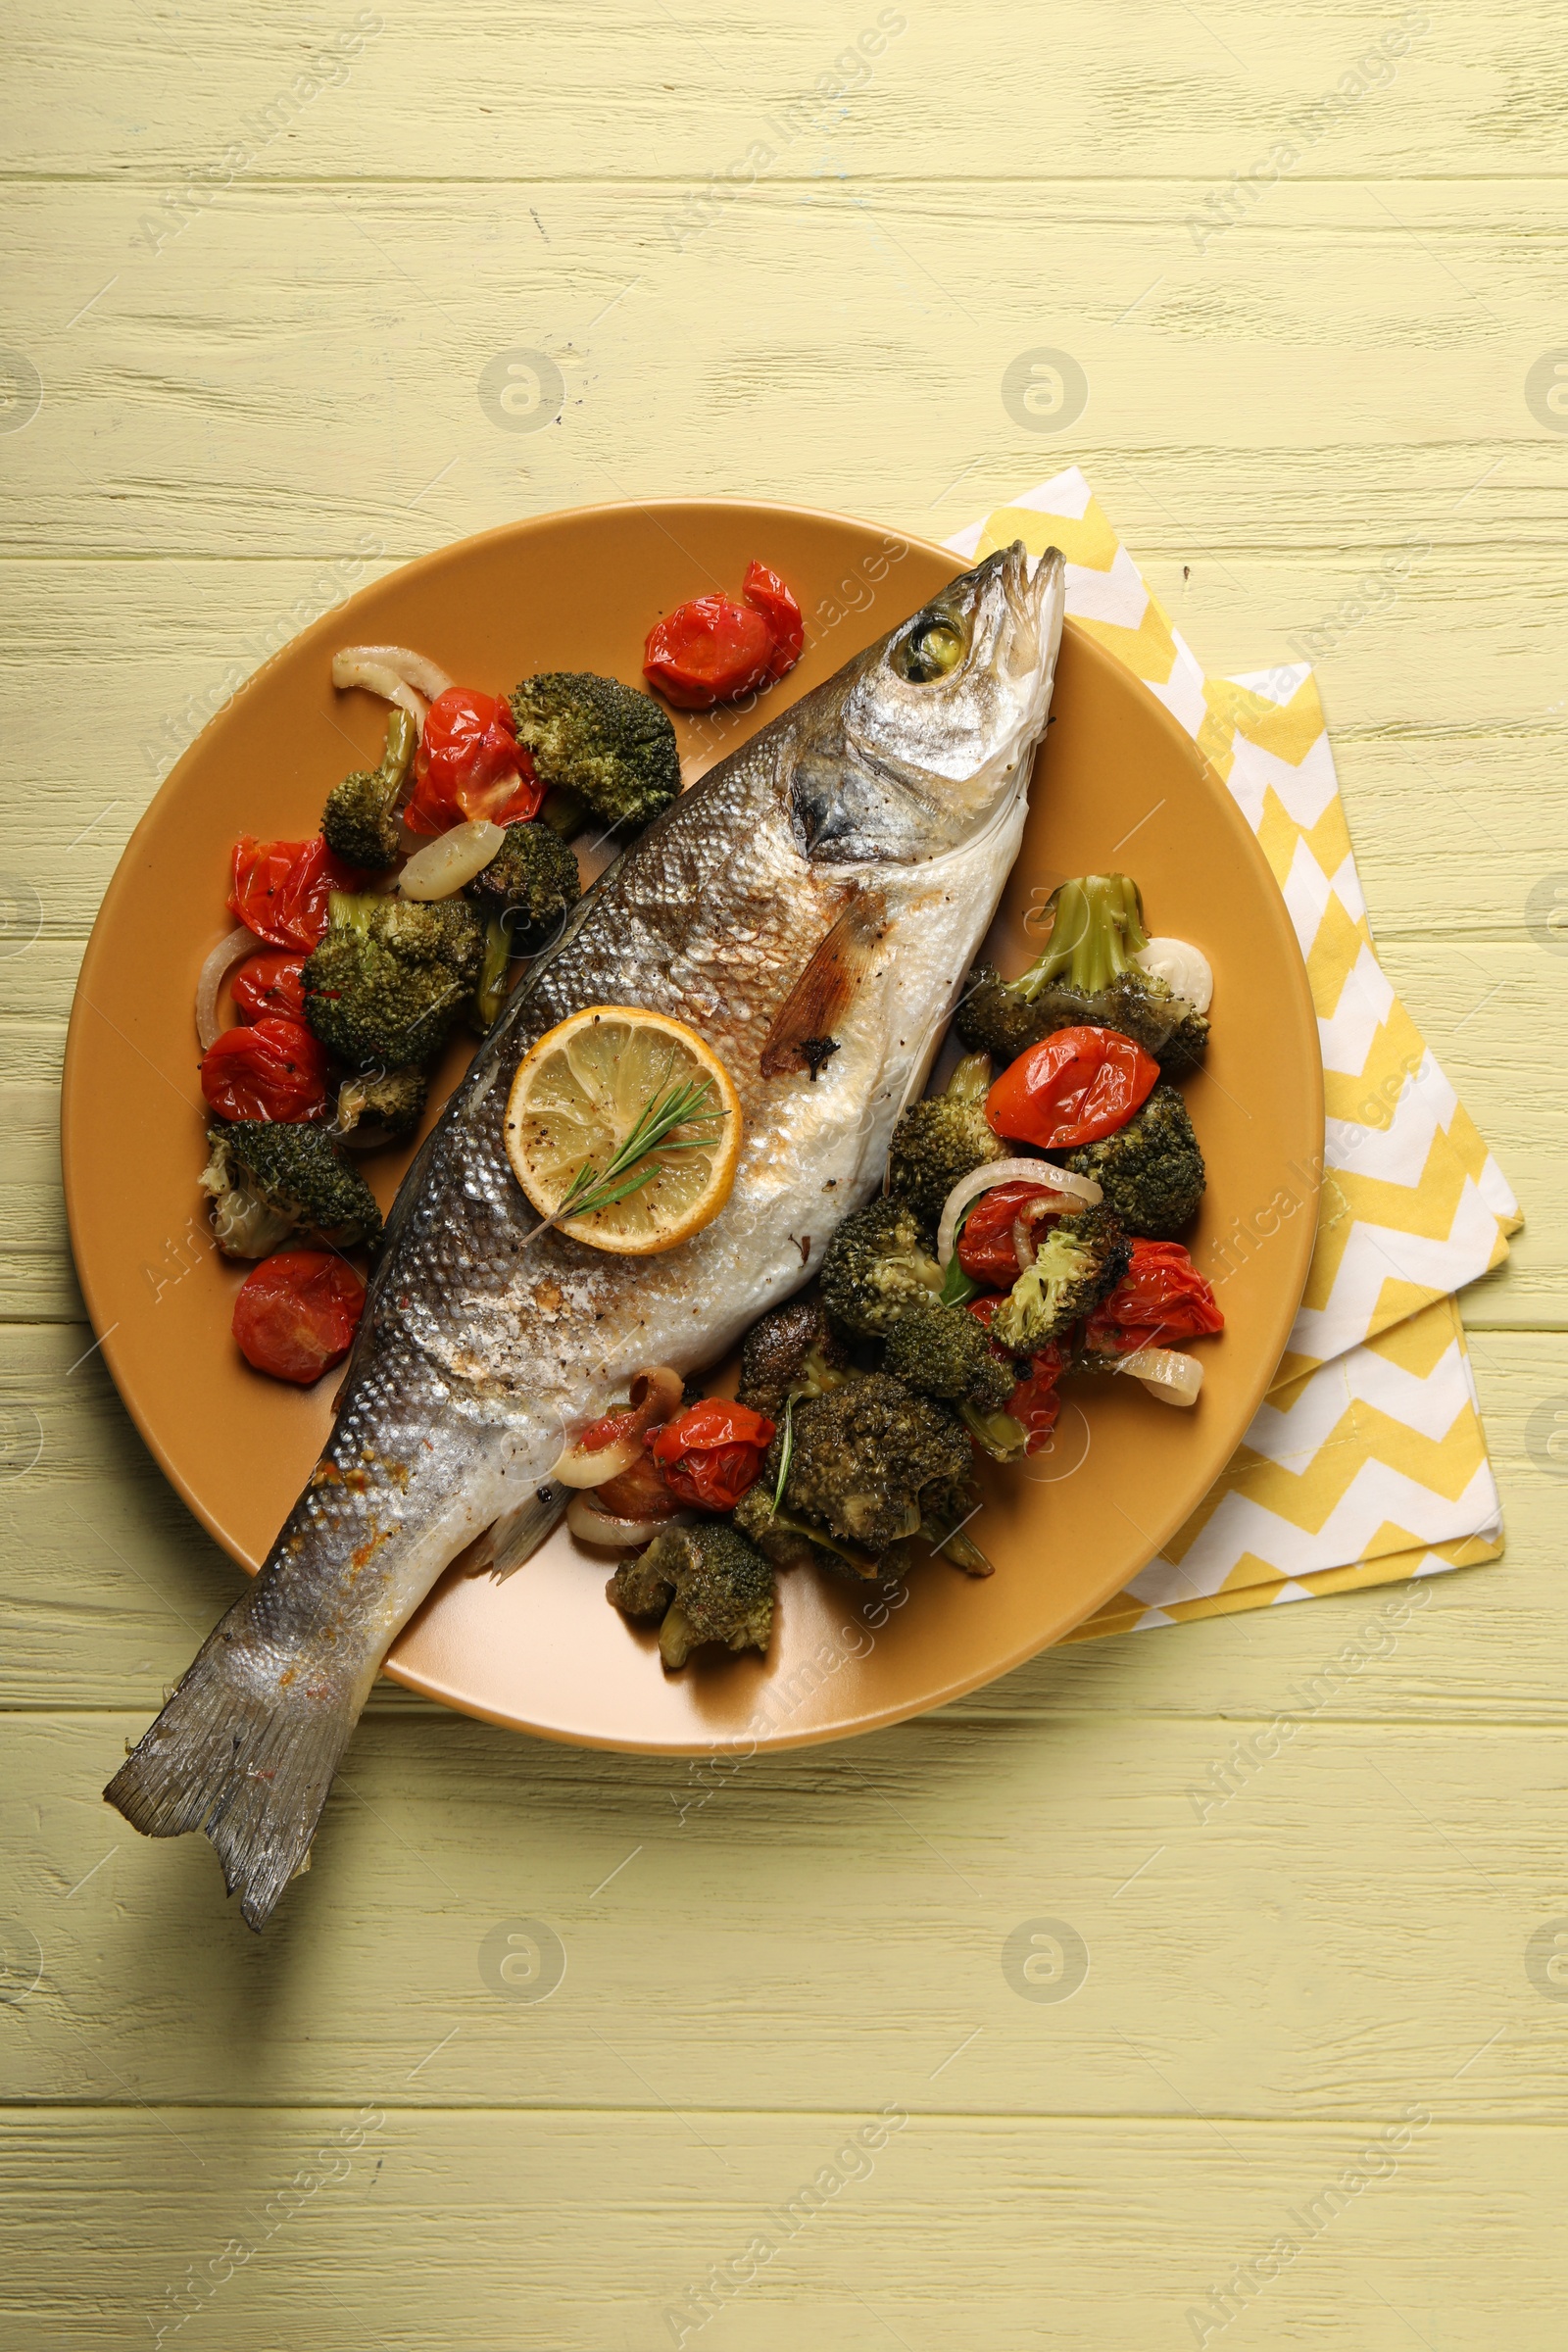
895,614 -> 966,684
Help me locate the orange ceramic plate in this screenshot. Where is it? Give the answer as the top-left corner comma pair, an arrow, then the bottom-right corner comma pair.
62,500 -> 1321,1754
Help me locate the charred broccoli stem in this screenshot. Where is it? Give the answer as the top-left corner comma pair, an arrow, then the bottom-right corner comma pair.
320,709 -> 417,871
737,1297 -> 853,1421
508,671 -> 680,834
468,914 -> 513,1036
606,1521 -> 774,1671
200,1120 -> 382,1258
818,1198 -> 945,1338
302,891 -> 483,1069
885,1051 -> 1006,1222
538,783 -> 590,840
881,1298 -> 1015,1412
333,1065 -> 427,1142
733,1482 -> 880,1581
1063,1079 -> 1205,1237
465,819 -> 581,940
956,1400 -> 1031,1467
991,1202 -> 1131,1355
956,873 -> 1208,1073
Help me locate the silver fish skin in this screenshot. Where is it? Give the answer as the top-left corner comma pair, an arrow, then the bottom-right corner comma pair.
106,540 -> 1067,1927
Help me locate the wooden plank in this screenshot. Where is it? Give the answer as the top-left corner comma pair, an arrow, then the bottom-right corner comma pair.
3,2107 -> 1561,2352
8,1668 -> 1568,2120
3,180 -> 1567,566
5,1 -> 1561,178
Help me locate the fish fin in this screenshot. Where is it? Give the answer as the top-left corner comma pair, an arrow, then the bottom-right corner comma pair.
104,1585 -> 365,1932
466,1484 -> 567,1582
759,889 -> 887,1080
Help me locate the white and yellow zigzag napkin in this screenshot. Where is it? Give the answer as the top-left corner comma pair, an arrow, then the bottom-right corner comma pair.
946,471 -> 1519,1639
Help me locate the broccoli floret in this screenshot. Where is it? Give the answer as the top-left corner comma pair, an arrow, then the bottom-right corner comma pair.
991,1203 -> 1131,1354
333,1066 -> 427,1142
818,1198 -> 945,1338
320,709 -> 416,871
737,1297 -> 853,1420
956,874 -> 1208,1073
466,820 -> 581,937
882,1299 -> 1015,1412
367,895 -> 484,978
886,1051 -> 1006,1221
1063,1080 -> 1205,1238
767,1372 -> 974,1555
199,1121 -> 381,1259
508,671 -> 680,833
606,1521 -> 774,1671
302,892 -> 483,1069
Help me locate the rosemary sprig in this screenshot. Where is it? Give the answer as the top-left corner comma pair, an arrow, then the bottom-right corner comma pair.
524,1067 -> 725,1250
771,1393 -> 796,1511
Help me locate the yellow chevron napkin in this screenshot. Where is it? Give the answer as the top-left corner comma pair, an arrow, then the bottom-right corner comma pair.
946,471 -> 1519,1638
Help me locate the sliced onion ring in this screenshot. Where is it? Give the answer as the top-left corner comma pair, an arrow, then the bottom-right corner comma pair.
550,1365 -> 684,1489
330,651 -> 430,736
399,817 -> 506,902
1010,1191 -> 1075,1273
195,924 -> 261,1052
1117,1346 -> 1204,1406
334,643 -> 454,703
1135,937 -> 1212,1015
937,1156 -> 1102,1272
566,1494 -> 694,1549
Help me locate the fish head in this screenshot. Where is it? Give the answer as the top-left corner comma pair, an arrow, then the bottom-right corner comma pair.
791,540 -> 1067,866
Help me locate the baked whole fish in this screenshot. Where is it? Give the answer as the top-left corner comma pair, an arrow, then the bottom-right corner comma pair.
107,540 -> 1067,1927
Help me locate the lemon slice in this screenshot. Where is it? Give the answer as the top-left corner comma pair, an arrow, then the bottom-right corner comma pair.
505,1006 -> 742,1256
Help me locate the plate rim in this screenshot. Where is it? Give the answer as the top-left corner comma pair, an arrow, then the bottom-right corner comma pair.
62,495 -> 1322,1752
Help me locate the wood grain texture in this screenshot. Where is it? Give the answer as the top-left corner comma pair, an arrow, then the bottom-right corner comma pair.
7,1684 -> 1568,2122
6,2 -> 1565,177
5,2111 -> 1563,2352
3,1 -> 1566,2344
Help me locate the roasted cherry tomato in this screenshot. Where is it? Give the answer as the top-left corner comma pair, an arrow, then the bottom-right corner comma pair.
1006,1358 -> 1065,1452
229,835 -> 364,951
742,560 -> 805,682
200,1015 -> 330,1123
405,688 -> 543,836
1083,1240 -> 1224,1357
956,1180 -> 1067,1287
986,1024 -> 1158,1152
232,1250 -> 367,1385
643,595 -> 776,710
646,1397 -> 776,1511
230,951 -> 307,1023
968,1299 -> 1070,1455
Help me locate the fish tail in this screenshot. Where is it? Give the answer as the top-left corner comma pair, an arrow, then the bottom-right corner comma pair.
104,1585 -> 367,1932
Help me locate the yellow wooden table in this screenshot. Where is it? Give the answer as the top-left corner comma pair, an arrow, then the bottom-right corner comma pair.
4,6 -> 1566,2344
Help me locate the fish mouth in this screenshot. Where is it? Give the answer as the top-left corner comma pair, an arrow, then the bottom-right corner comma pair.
994,537 -> 1067,698
932,538 -> 1067,861
962,537 -> 1068,796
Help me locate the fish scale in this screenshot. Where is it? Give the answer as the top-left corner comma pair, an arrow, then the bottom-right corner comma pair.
106,540 -> 1066,1927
